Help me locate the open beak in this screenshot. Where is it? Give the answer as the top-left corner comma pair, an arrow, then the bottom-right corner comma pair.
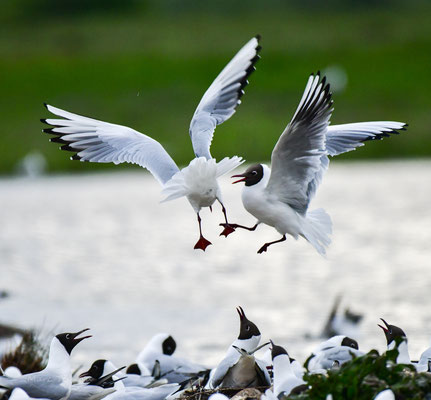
72,328 -> 92,345
236,306 -> 246,321
231,174 -> 247,184
378,318 -> 390,333
79,369 -> 93,379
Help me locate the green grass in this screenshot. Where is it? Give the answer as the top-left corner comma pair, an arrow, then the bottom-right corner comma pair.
1,2 -> 430,174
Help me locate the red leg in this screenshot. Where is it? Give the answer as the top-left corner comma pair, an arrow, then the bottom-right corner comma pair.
194,213 -> 212,251
257,235 -> 286,254
218,200 -> 258,237
220,222 -> 258,237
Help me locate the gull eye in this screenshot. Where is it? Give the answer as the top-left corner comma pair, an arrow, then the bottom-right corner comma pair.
66,334 -> 71,339
246,325 -> 250,331
251,171 -> 257,176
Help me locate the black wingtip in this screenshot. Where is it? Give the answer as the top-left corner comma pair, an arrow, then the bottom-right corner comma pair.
71,154 -> 81,161
40,118 -> 47,124
61,144 -> 75,152
255,34 -> 261,41
50,137 -> 67,144
43,128 -> 56,134
43,102 -> 49,109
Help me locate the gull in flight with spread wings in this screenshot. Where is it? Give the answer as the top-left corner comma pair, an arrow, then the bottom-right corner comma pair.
42,36 -> 261,251
222,72 -> 407,255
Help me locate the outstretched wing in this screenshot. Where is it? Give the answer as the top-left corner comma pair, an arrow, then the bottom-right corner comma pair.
42,104 -> 179,185
189,36 -> 261,160
326,121 -> 407,156
265,73 -> 333,215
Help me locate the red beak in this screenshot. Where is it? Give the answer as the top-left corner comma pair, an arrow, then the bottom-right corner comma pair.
231,174 -> 247,184
378,318 -> 389,332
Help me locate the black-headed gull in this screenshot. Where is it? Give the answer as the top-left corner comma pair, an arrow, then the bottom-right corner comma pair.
0,329 -> 91,400
378,318 -> 411,365
306,334 -> 363,373
222,72 -> 407,255
261,341 -> 306,400
135,333 -> 208,384
42,36 -> 261,251
206,306 -> 269,389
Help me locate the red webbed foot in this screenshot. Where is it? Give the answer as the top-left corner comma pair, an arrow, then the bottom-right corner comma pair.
219,223 -> 236,237
194,236 -> 212,251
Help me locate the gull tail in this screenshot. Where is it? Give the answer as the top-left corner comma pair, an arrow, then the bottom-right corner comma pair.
301,208 -> 332,256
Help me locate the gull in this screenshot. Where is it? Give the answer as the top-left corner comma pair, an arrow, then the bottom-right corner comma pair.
135,333 -> 208,384
222,72 -> 407,254
261,341 -> 306,400
378,318 -> 411,365
306,335 -> 363,373
206,306 -> 270,389
41,36 -> 261,251
0,329 -> 91,400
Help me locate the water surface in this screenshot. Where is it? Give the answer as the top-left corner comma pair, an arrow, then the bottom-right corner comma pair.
1,160 -> 430,368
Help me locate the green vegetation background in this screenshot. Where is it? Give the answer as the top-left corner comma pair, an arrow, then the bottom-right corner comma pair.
1,0 -> 430,174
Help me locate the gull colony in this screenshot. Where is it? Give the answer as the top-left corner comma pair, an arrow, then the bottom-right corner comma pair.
41,36 -> 407,256
0,308 -> 429,400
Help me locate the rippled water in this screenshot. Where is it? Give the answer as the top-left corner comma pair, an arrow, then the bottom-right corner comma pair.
1,160 -> 431,369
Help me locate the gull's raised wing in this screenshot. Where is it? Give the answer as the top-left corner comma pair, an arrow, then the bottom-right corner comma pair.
326,121 -> 407,156
265,73 -> 333,215
42,104 -> 179,185
189,36 -> 261,160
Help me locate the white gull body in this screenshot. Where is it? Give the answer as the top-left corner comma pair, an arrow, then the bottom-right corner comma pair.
229,72 -> 406,255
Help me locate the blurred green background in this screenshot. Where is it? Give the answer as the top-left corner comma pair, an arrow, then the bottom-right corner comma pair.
1,0 -> 430,175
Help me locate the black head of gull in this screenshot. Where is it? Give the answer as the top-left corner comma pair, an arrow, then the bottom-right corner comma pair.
237,306 -> 260,340
270,340 -> 288,360
378,318 -> 407,345
79,359 -> 106,380
126,363 -> 141,375
162,335 -> 176,355
56,328 -> 91,355
341,336 -> 359,350
232,164 -> 264,187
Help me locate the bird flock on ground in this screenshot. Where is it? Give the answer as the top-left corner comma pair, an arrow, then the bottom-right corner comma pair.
0,307 -> 429,400
41,35 -> 407,256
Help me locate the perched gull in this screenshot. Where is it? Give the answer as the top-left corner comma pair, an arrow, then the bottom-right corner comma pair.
378,318 -> 411,365
135,333 -> 208,384
261,341 -> 306,400
206,306 -> 270,389
306,335 -> 363,373
222,72 -> 407,254
42,36 -> 261,251
0,329 -> 91,400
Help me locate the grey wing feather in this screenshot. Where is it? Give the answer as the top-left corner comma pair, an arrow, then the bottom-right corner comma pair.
42,104 -> 179,185
189,36 -> 261,159
302,121 -> 407,203
209,353 -> 240,388
326,121 -> 407,156
266,73 -> 333,214
0,374 -> 66,400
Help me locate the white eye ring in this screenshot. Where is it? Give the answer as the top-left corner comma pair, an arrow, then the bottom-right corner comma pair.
246,325 -> 250,331
66,334 -> 71,339
251,171 -> 257,175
